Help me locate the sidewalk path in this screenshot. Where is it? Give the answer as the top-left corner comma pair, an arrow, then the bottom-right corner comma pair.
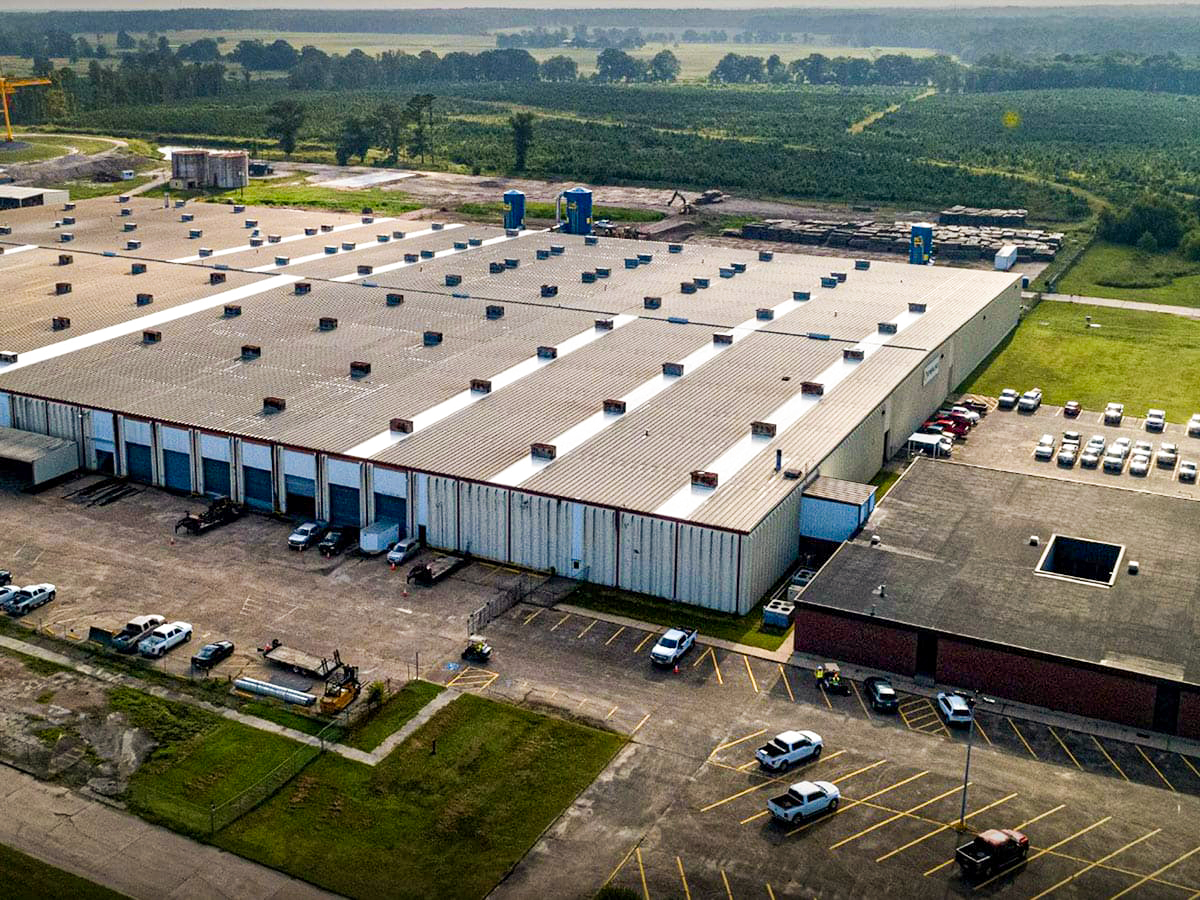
1028,291 -> 1200,319
0,765 -> 338,900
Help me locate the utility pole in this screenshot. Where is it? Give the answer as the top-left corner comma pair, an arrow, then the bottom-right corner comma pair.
959,689 -> 994,827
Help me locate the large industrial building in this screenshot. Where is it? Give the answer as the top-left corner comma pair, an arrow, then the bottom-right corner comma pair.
0,193 -> 1021,613
793,459 -> 1200,739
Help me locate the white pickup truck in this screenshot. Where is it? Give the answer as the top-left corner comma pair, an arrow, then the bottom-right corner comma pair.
767,780 -> 841,823
755,730 -> 824,771
649,627 -> 697,666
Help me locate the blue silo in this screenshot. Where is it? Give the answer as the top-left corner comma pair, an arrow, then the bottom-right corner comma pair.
503,190 -> 526,231
909,223 -> 934,265
561,187 -> 593,236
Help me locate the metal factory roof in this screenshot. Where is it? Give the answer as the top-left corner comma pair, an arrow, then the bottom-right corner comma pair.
0,204 -> 1019,529
799,459 -> 1200,687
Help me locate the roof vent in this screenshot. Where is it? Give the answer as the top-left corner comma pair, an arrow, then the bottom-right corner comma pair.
263,396 -> 286,413
136,292 -> 153,307
55,282 -> 72,295
394,230 -> 408,240
820,276 -> 838,289
808,332 -> 830,341
536,248 -> 550,260
324,245 -> 338,255
870,534 -> 881,546
843,348 -> 865,362
294,282 -> 312,295
855,260 -> 871,270
694,277 -> 710,289
550,244 -> 565,255
603,399 -> 626,415
59,232 -> 73,242
731,261 -> 746,273
362,215 -> 374,224
594,318 -> 613,331
758,250 -> 773,261
793,290 -> 811,301
468,237 -> 482,247
626,258 -> 640,270
209,272 -> 226,285
384,293 -> 404,308
584,235 -> 598,246
1029,535 -> 1040,546
350,361 -> 371,378
52,316 -> 71,331
341,241 -> 356,251
198,247 -> 213,257
120,207 -> 132,217
669,243 -> 683,254
319,317 -> 338,331
909,302 -> 927,313
490,261 -> 505,274
244,219 -> 258,229
445,273 -> 462,286
142,329 -> 161,344
58,254 -> 72,266
784,468 -> 802,479
638,253 -> 653,264
224,304 -> 241,317
531,442 -> 557,460
63,202 -> 75,211
315,223 -> 331,233
131,263 -> 147,275
832,272 -> 848,283
470,378 -> 492,394
390,417 -> 413,433
271,255 -> 288,267
233,204 -> 245,213
423,331 -> 443,346
0,351 -> 18,363
1128,560 -> 1139,574
62,215 -> 76,225
454,240 -> 468,250
751,421 -> 778,437
801,381 -> 825,396
691,470 -> 718,488
505,258 -> 520,269
0,225 -> 11,235
188,228 -> 202,239
644,296 -> 662,309
405,252 -> 420,264
267,234 -> 282,244
505,228 -> 520,237
713,332 -> 733,345
667,316 -> 689,325
181,212 -> 195,222
662,362 -> 684,377
304,226 -> 318,236
756,308 -> 774,321
581,271 -> 597,283
680,281 -> 697,294
878,322 -> 898,335
126,239 -> 142,251
420,249 -> 434,259
537,346 -> 558,360
432,222 -> 445,231
358,264 -> 374,276
241,344 -> 261,360
719,267 -> 733,279
486,305 -> 504,319
540,284 -> 558,297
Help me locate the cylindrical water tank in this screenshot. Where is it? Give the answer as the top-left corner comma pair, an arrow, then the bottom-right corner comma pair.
503,190 -> 525,231
563,187 -> 593,236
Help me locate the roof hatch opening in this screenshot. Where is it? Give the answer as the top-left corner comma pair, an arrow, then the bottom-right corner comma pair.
1035,534 -> 1124,587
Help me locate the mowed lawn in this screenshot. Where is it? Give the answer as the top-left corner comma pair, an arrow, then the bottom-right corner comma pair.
0,843 -> 129,900
958,301 -> 1200,421
1056,241 -> 1200,308
217,693 -> 625,900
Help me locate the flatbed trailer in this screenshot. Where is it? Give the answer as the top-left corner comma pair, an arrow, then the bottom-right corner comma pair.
406,554 -> 466,587
258,639 -> 345,679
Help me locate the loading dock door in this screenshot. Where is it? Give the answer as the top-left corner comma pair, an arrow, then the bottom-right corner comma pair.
203,458 -> 230,497
374,494 -> 406,535
162,450 -> 191,492
284,475 -> 316,518
126,443 -> 152,483
329,484 -> 359,526
243,466 -> 273,509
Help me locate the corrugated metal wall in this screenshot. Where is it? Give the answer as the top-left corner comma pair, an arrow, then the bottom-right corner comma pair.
618,512 -> 676,599
0,392 -> 10,428
459,482 -> 509,560
422,474 -> 459,549
676,523 -> 741,612
740,482 -> 804,614
800,497 -> 863,543
509,493 -> 617,584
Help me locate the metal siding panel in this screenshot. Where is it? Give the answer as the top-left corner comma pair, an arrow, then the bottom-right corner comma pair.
509,492 -> 558,572
742,485 -> 804,613
0,392 -> 9,428
160,425 -> 191,453
800,497 -> 861,542
460,483 -> 508,561
283,449 -> 316,479
371,465 -> 407,498
126,443 -> 152,482
122,417 -> 152,445
162,449 -> 192,491
241,440 -> 272,469
90,408 -> 114,442
46,402 -> 80,444
243,466 -> 273,509
374,494 -> 406,532
675,524 -> 739,612
327,457 -> 361,488
583,505 -> 618,586
618,513 -> 675,599
284,475 -> 315,497
200,433 -> 231,461
427,475 -> 458,548
12,396 -> 47,433
32,443 -> 78,485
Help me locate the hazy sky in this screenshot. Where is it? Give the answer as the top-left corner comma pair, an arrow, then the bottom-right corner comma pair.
4,1 -> 1191,9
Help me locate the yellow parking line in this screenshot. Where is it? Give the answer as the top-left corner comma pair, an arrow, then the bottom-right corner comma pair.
604,843 -> 638,886
1031,828 -> 1160,900
788,770 -> 928,836
1092,736 -> 1129,781
743,656 -> 759,693
737,760 -> 758,772
819,680 -> 833,710
973,816 -> 1112,892
1049,727 -> 1081,769
740,810 -> 769,825
851,679 -> 871,718
577,619 -> 597,639
973,718 -> 993,746
691,645 -> 710,667
1181,755 -> 1200,780
705,751 -> 847,813
550,613 -> 571,632
713,728 -> 768,754
606,705 -> 619,720
778,665 -> 795,703
709,648 -> 724,685
833,758 -> 887,784
522,608 -> 543,625
1008,718 -> 1038,758
636,847 -> 649,900
830,783 -> 967,850
924,803 -> 1066,876
898,698 -> 928,711
1136,746 -> 1175,791
720,869 -> 733,900
634,631 -> 655,654
676,856 -> 691,900
1110,844 -> 1200,899
766,884 -> 776,900
876,792 -> 1017,862
632,713 -> 651,735
605,625 -> 626,646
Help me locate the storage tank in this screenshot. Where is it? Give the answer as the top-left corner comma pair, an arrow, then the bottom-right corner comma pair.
210,151 -> 249,189
503,190 -> 526,231
909,223 -> 934,265
560,187 -> 593,236
170,150 -> 208,190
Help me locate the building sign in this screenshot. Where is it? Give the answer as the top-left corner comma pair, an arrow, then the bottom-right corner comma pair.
923,356 -> 941,386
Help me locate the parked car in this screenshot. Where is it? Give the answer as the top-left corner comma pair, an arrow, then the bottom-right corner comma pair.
1129,455 -> 1151,477
1112,437 -> 1132,458
387,536 -> 421,566
0,569 -> 10,587
650,627 -> 697,666
934,411 -> 975,430
1146,409 -> 1166,432
1104,402 -> 1124,425
318,527 -> 358,557
997,389 -> 1020,410
755,730 -> 823,771
1085,435 -> 1107,455
287,521 -> 326,551
1056,445 -> 1077,467
1189,413 -> 1200,437
767,780 -> 840,823
956,829 -> 1029,879
1156,443 -> 1178,468
4,583 -> 55,615
864,676 -> 899,713
0,585 -> 19,609
1080,451 -> 1100,469
1134,440 -> 1154,458
191,639 -> 234,670
1180,461 -> 1197,483
111,614 -> 166,653
957,398 -> 989,415
1017,388 -> 1043,412
936,692 -> 974,728
930,418 -> 969,437
1062,430 -> 1082,447
917,422 -> 952,437
138,621 -> 192,657
942,407 -> 980,426
1063,401 -> 1081,418
1034,436 -> 1055,460
1103,452 -> 1125,473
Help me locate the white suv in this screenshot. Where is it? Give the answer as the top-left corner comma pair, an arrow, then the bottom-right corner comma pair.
1189,413 -> 1200,437
139,621 -> 193,657
1145,409 -> 1166,432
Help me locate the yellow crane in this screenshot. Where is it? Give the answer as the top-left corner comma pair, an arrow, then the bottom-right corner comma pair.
0,75 -> 52,144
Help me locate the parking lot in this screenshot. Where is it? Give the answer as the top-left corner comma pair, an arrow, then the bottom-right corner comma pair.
950,400 -> 1200,499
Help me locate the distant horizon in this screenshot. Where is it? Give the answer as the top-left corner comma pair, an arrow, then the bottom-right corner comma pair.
4,0 -> 1199,10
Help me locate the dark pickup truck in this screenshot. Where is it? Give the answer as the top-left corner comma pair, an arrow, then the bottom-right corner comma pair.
956,829 -> 1029,878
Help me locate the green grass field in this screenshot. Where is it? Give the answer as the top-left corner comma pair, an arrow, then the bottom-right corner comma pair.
1055,241 -> 1200,308
45,176 -> 157,200
869,468 -> 903,499
0,843 -> 129,900
957,301 -> 1200,421
567,582 -> 790,651
148,173 -> 422,216
217,693 -> 625,899
345,680 -> 443,751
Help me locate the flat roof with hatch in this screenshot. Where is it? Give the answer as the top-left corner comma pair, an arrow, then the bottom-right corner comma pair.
799,458 -> 1200,686
0,196 -> 1018,530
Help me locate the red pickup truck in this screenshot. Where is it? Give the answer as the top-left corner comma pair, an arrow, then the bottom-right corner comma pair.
956,829 -> 1029,878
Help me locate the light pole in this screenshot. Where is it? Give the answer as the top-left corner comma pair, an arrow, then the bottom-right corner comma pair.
959,689 -> 994,827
